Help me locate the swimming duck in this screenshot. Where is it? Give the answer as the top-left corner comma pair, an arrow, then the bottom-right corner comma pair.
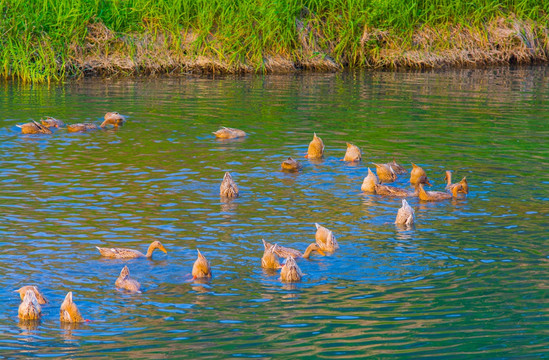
410,163 -> 431,186
262,239 -> 325,259
40,117 -> 65,128
374,163 -> 397,183
192,249 -> 212,279
395,199 -> 415,226
16,120 -> 53,134
280,257 -> 303,283
375,183 -> 414,197
96,240 -> 167,259
281,157 -> 302,172
67,123 -> 99,132
343,143 -> 361,162
15,286 -> 47,305
18,290 -> 42,320
60,291 -> 84,323
220,172 -> 239,198
312,223 -> 339,254
361,168 -> 379,193
100,112 -> 125,128
386,158 -> 407,174
445,171 -> 469,195
261,243 -> 282,270
213,127 -> 246,139
115,266 -> 141,292
306,133 -> 324,159
418,183 -> 460,201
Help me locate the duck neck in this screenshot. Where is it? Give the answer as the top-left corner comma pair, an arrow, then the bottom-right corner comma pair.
145,243 -> 156,258
303,243 -> 317,259
446,171 -> 452,187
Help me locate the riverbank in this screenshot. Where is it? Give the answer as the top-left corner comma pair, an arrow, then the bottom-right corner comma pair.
2,1 -> 548,82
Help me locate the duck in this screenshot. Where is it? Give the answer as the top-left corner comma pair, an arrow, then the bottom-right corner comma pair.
220,172 -> 239,198
375,183 -> 414,197
192,249 -> 212,279
40,116 -> 65,128
281,157 -> 302,172
418,183 -> 461,201
280,257 -> 303,283
374,163 -> 397,183
213,127 -> 246,139
445,171 -> 469,195
261,243 -> 282,270
311,223 -> 339,255
16,120 -> 52,134
115,266 -> 141,292
395,199 -> 415,226
60,291 -> 84,323
361,168 -> 379,193
67,123 -> 99,132
262,239 -> 325,259
18,290 -> 42,320
305,133 -> 324,159
410,163 -> 431,186
96,240 -> 167,259
100,112 -> 125,128
15,286 -> 47,304
385,158 -> 407,174
343,143 -> 361,162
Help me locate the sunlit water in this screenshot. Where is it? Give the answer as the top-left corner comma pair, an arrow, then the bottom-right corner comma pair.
0,68 -> 547,358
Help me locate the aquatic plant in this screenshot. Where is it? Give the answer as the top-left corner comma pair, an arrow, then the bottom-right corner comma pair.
1,0 -> 548,82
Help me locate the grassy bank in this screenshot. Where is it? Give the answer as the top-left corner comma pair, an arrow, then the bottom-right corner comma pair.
1,0 -> 548,82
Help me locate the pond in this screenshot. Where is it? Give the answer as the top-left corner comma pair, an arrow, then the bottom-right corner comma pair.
0,67 -> 547,358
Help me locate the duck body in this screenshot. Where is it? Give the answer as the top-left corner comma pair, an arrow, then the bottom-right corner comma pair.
96,240 -> 167,259
314,223 -> 339,252
306,133 -> 324,159
418,183 -> 459,201
41,117 -> 65,128
343,143 -> 361,162
410,163 -> 431,186
361,168 -> 379,193
18,290 -> 42,320
67,123 -> 98,133
16,120 -> 52,134
100,112 -> 125,128
445,171 -> 469,195
395,199 -> 415,226
192,249 -> 212,279
115,266 -> 141,292
60,291 -> 84,323
15,286 -> 47,305
386,158 -> 407,174
220,172 -> 239,198
213,127 -> 246,139
280,257 -> 303,283
375,184 -> 413,197
281,157 -> 302,172
261,242 -> 282,269
374,163 -> 397,183
262,239 -> 303,258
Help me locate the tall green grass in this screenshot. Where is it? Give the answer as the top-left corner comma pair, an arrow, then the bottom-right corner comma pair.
1,0 -> 548,82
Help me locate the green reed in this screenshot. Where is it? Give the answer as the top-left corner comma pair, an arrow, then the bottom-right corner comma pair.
0,0 -> 547,82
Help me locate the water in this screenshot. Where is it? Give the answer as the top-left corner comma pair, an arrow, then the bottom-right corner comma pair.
0,68 -> 547,358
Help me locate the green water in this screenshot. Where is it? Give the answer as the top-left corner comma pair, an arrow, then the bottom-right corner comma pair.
0,67 -> 547,358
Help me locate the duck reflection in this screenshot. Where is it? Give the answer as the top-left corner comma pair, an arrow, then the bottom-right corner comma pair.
60,321 -> 85,341
18,319 -> 40,333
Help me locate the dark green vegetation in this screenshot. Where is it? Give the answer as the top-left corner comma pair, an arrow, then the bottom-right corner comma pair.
2,0 -> 549,82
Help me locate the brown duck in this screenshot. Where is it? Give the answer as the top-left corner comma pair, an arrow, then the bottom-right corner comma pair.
40,117 -> 65,128
192,249 -> 212,279
67,123 -> 99,132
343,143 -> 361,162
100,112 -> 125,128
96,240 -> 167,259
445,171 -> 469,195
15,286 -> 47,305
213,127 -> 246,139
374,163 -> 397,183
262,239 -> 325,260
281,157 -> 302,172
410,163 -> 431,186
16,120 -> 52,134
280,257 -> 303,283
220,172 -> 239,198
18,290 -> 42,320
60,291 -> 84,323
306,133 -> 324,159
115,266 -> 141,292
418,183 -> 461,201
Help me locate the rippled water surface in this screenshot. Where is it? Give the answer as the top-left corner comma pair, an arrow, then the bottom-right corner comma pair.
0,68 -> 547,358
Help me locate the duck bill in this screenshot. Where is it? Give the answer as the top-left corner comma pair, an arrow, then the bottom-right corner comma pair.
317,248 -> 326,256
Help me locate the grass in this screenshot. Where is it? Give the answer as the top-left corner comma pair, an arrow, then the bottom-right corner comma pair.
1,0 -> 548,82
